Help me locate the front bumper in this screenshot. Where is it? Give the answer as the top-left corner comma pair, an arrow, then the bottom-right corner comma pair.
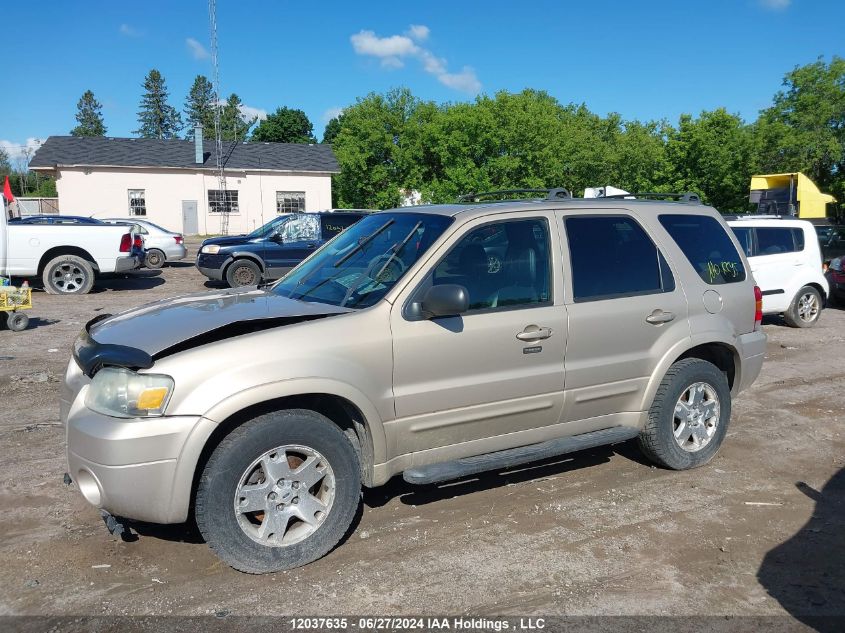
735,329 -> 767,393
63,363 -> 217,524
114,255 -> 141,273
196,252 -> 229,280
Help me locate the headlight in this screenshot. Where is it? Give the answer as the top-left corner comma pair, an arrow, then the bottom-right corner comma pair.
85,367 -> 174,418
201,244 -> 221,254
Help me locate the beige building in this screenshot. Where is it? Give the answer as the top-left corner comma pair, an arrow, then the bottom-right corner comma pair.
29,135 -> 339,235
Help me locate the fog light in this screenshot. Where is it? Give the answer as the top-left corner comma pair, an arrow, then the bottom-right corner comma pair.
76,468 -> 103,506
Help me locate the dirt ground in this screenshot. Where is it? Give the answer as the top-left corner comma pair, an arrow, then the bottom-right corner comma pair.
0,238 -> 842,623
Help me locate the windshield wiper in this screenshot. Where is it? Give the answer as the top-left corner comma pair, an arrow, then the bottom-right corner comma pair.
334,219 -> 394,267
373,221 -> 422,283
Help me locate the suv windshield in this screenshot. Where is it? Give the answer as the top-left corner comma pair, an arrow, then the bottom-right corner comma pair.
272,212 -> 453,309
246,214 -> 292,239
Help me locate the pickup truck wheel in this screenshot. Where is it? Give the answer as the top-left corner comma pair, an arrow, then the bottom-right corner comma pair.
6,311 -> 29,332
638,358 -> 730,470
784,286 -> 822,328
226,259 -> 261,287
42,255 -> 95,295
144,249 -> 166,269
195,409 -> 361,574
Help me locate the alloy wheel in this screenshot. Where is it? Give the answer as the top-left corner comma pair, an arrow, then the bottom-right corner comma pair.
672,382 -> 720,452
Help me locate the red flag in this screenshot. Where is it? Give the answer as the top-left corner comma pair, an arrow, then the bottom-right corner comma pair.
2,176 -> 13,202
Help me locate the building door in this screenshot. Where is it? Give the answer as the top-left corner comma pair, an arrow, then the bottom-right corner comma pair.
182,200 -> 199,235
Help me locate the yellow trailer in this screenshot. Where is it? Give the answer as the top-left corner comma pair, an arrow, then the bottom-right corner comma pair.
749,172 -> 836,219
0,284 -> 32,331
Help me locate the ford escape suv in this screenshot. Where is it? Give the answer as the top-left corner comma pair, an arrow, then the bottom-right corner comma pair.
62,191 -> 766,573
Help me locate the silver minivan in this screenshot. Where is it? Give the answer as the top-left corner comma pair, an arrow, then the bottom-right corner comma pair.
62,192 -> 766,573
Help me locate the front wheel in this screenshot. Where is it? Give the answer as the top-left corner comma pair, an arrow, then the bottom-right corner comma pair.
638,358 -> 731,470
226,259 -> 261,287
195,410 -> 361,573
784,286 -> 822,328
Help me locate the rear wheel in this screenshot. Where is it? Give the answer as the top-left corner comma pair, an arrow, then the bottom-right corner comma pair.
144,248 -> 166,269
195,409 -> 361,574
638,358 -> 731,470
42,254 -> 95,294
784,286 -> 822,328
226,259 -> 261,287
6,311 -> 29,332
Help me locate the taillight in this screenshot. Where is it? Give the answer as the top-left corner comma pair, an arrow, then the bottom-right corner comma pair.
754,285 -> 763,329
119,233 -> 131,252
174,235 -> 183,244
133,235 -> 143,249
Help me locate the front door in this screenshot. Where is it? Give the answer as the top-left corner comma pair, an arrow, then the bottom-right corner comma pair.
557,211 -> 689,423
264,213 -> 320,279
390,214 -> 568,454
181,200 -> 198,235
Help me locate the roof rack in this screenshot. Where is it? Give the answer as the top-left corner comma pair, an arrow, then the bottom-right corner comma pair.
457,188 -> 572,203
598,192 -> 702,204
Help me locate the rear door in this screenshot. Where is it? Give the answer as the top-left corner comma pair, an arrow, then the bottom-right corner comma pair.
748,226 -> 802,312
557,211 -> 689,423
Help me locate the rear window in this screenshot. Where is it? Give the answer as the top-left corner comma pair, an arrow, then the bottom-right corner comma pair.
756,227 -> 803,255
659,214 -> 746,285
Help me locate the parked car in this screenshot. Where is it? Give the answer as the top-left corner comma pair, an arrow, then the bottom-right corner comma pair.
196,211 -> 368,287
814,223 -> 845,262
63,191 -> 766,573
100,218 -> 187,269
9,214 -> 104,225
825,257 -> 845,306
728,217 -> 829,327
1,212 -> 143,294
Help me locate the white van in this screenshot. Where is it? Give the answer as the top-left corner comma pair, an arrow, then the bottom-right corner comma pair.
728,217 -> 829,327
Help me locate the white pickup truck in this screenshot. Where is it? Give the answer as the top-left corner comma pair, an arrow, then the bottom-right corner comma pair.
1,210 -> 143,294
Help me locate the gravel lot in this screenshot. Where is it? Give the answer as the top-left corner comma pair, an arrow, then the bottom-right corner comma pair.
0,238 -> 842,623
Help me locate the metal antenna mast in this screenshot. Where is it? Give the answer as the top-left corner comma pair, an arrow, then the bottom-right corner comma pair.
208,0 -> 229,235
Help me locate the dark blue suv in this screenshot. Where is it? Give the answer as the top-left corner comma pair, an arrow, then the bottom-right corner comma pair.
196,211 -> 368,287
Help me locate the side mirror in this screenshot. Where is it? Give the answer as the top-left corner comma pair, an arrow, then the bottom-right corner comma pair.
271,232 -> 284,243
419,284 -> 469,319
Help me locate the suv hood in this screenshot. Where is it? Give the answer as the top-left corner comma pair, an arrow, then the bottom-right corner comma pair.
201,235 -> 254,247
88,287 -> 352,356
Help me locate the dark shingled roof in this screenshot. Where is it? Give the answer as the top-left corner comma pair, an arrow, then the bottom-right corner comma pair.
29,136 -> 339,173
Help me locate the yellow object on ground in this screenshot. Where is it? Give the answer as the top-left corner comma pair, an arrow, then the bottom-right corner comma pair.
0,286 -> 33,311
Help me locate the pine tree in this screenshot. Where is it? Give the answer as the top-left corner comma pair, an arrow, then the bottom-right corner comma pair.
219,93 -> 256,141
134,69 -> 183,139
70,90 -> 107,136
184,75 -> 216,139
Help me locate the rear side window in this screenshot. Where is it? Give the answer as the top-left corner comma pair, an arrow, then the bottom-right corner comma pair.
659,214 -> 746,285
756,227 -> 802,255
321,214 -> 361,240
565,216 -> 675,302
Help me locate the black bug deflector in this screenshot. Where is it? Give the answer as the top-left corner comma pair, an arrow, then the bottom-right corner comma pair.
73,325 -> 154,378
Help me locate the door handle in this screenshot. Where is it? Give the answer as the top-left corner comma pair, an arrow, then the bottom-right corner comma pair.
646,310 -> 676,325
516,325 -> 553,341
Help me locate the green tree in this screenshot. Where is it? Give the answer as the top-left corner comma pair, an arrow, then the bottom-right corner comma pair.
322,116 -> 342,144
0,147 -> 10,175
664,109 -> 755,210
754,56 -> 845,199
184,75 -> 216,139
219,93 -> 256,141
134,69 -> 182,139
251,107 -> 316,143
70,90 -> 107,137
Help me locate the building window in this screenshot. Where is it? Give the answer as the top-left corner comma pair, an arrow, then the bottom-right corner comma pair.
128,189 -> 146,216
208,190 -> 239,213
276,191 -> 306,214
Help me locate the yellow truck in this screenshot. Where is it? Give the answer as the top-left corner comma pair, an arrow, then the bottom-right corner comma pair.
749,172 -> 837,219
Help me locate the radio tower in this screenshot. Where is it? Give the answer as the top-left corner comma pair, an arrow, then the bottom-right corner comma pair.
208,0 -> 229,235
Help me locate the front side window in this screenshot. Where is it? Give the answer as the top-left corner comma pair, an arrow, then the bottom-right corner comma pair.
208,190 -> 239,213
273,213 -> 453,309
425,219 -> 551,311
277,191 -> 305,214
566,215 -> 674,301
277,213 -> 320,242
730,227 -> 754,257
128,189 -> 146,216
660,214 -> 746,285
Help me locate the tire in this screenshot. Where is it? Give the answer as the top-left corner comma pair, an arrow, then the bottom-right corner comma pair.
144,249 -> 166,269
195,409 -> 361,574
638,358 -> 731,470
226,259 -> 261,288
6,311 -> 29,332
784,286 -> 822,328
42,254 -> 95,295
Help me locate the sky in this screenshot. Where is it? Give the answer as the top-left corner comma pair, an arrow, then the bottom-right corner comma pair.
1,0 -> 843,163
